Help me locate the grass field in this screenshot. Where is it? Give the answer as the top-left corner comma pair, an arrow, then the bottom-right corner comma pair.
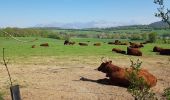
0,37 -> 170,100
0,37 -> 169,58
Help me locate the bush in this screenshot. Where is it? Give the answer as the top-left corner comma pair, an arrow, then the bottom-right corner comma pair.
130,34 -> 142,40
0,92 -> 4,100
148,32 -> 157,43
127,59 -> 157,100
164,87 -> 170,100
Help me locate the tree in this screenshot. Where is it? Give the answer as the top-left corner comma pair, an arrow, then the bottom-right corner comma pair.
148,32 -> 157,43
154,0 -> 170,28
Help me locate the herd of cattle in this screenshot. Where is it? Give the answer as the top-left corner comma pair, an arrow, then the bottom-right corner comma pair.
31,40 -> 170,56
97,58 -> 157,87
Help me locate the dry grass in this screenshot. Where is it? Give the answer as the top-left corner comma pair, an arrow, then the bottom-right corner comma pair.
0,56 -> 170,100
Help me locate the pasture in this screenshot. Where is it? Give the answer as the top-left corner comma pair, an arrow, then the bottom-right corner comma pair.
0,37 -> 170,100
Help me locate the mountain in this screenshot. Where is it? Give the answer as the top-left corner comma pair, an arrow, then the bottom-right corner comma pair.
35,21 -> 141,29
149,21 -> 169,28
35,21 -> 169,29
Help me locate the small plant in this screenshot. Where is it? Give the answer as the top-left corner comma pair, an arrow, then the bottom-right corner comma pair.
163,87 -> 170,100
127,59 -> 157,100
0,92 -> 4,100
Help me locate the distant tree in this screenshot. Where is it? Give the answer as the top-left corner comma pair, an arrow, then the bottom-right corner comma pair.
148,32 -> 157,43
154,0 -> 170,28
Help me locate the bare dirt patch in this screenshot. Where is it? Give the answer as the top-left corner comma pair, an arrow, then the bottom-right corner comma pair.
0,56 -> 170,100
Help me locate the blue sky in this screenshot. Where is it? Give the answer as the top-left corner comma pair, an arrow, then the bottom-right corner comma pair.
0,0 -> 169,28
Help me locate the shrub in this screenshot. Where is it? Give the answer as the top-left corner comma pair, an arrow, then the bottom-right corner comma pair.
127,59 -> 157,100
163,87 -> 170,100
0,92 -> 4,100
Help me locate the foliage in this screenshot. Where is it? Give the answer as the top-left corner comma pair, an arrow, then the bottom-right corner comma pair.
130,34 -> 142,40
148,32 -> 157,43
154,0 -> 170,28
0,92 -> 4,100
127,59 -> 157,100
164,87 -> 170,100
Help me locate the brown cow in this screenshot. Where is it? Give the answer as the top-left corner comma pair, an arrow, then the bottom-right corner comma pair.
112,48 -> 126,54
127,47 -> 142,56
129,42 -> 144,48
64,40 -> 69,45
97,60 -> 157,87
40,43 -> 49,47
79,43 -> 88,46
69,41 -> 76,45
108,42 -> 115,45
153,46 -> 163,52
160,49 -> 170,55
94,43 -> 101,46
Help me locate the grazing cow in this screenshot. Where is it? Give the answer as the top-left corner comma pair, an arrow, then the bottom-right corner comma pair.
79,43 -> 88,46
160,49 -> 170,55
127,47 -> 142,56
40,43 -> 49,47
153,46 -> 163,52
31,45 -> 36,48
97,60 -> 157,87
94,43 -> 101,46
112,48 -> 126,54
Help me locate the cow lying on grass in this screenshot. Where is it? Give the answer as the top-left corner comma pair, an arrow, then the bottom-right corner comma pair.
94,43 -> 101,46
153,46 -> 163,52
153,46 -> 170,55
127,47 -> 142,56
40,43 -> 49,47
79,43 -> 88,46
129,42 -> 144,48
112,48 -> 126,54
97,60 -> 157,87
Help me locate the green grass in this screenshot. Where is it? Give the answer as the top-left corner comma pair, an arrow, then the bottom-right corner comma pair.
0,37 -> 170,59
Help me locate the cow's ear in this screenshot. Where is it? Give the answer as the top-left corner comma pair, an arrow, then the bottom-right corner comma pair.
109,60 -> 112,64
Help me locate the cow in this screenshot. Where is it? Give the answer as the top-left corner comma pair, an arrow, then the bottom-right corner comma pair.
94,43 -> 101,46
160,49 -> 170,55
97,60 -> 157,87
114,40 -> 121,45
79,43 -> 88,46
127,47 -> 142,56
108,42 -> 115,45
153,46 -> 163,52
64,40 -> 69,45
129,42 -> 144,48
112,48 -> 126,54
40,43 -> 49,47
31,45 -> 36,48
69,41 -> 76,45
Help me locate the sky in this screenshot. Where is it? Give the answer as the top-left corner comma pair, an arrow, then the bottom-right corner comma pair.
0,0 -> 170,28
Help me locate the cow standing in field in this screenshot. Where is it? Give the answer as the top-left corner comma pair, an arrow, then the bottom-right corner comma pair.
97,60 -> 157,87
127,47 -> 142,56
40,43 -> 49,47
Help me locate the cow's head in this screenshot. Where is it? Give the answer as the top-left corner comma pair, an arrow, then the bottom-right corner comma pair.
98,57 -> 112,73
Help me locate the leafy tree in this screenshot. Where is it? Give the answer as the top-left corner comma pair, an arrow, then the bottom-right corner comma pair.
154,0 -> 170,28
148,32 -> 157,43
